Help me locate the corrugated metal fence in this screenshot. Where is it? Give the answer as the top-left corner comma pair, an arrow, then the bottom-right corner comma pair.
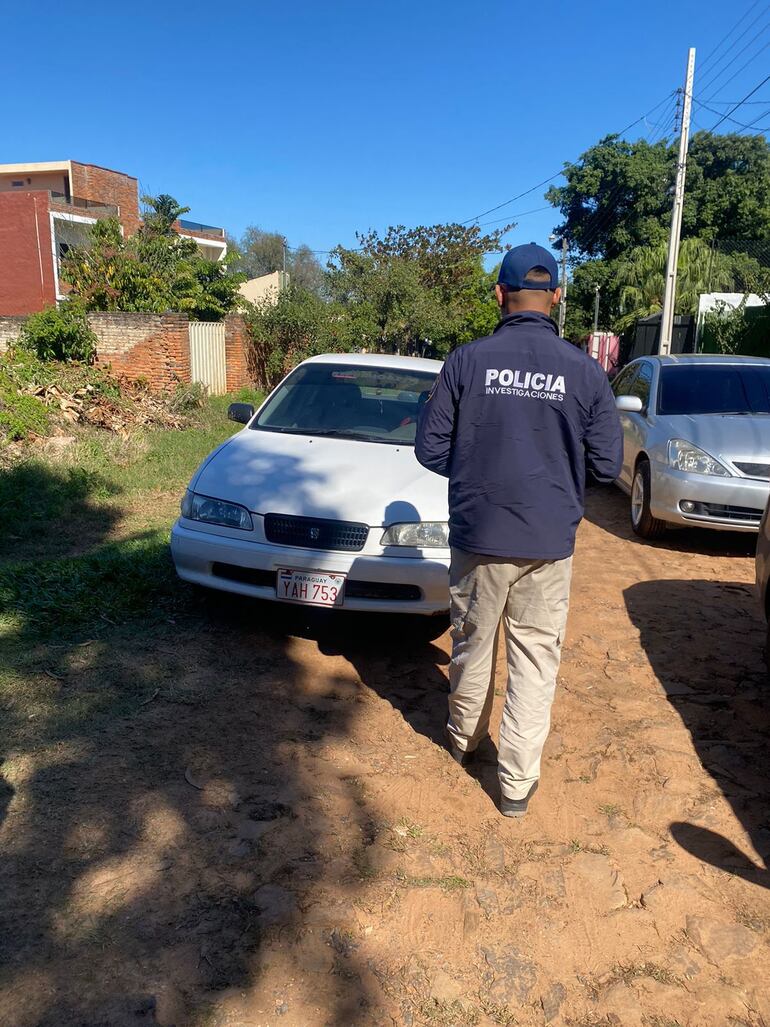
189,322 -> 227,395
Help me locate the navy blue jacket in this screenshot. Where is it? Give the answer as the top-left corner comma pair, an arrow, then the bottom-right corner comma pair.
415,311 -> 623,560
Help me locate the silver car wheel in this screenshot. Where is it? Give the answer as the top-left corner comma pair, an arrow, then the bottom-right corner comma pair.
631,471 -> 644,528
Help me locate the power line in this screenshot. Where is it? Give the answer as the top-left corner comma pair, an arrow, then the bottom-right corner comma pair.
742,105 -> 770,130
699,98 -> 770,104
709,71 -> 770,130
476,205 -> 552,228
647,93 -> 681,143
697,4 -> 770,95
703,38 -> 770,102
693,95 -> 770,130
697,0 -> 766,74
459,171 -> 565,226
459,91 -> 677,226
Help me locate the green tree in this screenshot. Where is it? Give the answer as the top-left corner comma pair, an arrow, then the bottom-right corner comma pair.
547,136 -> 673,261
328,222 -> 512,355
62,195 -> 244,321
684,132 -> 770,242
614,237 -> 738,330
548,132 -> 770,338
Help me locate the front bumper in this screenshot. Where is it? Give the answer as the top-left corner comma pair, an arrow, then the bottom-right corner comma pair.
170,520 -> 451,615
650,462 -> 770,532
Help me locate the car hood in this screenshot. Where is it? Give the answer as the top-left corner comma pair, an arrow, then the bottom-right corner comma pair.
660,413 -> 770,465
192,428 -> 449,525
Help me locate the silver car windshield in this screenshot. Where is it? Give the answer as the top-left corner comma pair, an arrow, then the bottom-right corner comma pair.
658,365 -> 770,416
252,363 -> 438,445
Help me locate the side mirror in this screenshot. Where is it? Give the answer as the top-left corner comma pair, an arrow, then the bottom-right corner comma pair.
615,395 -> 644,414
228,402 -> 255,425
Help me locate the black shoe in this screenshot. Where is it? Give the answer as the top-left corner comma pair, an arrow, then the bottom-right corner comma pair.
445,730 -> 475,767
500,782 -> 538,818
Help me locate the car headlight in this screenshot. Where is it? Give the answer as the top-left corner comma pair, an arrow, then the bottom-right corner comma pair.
180,490 -> 253,530
667,440 -> 731,477
380,521 -> 449,547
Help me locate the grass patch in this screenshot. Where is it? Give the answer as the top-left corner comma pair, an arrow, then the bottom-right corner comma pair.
598,803 -> 624,818
0,388 -> 263,563
397,873 -> 472,892
0,531 -> 184,646
419,999 -> 480,1026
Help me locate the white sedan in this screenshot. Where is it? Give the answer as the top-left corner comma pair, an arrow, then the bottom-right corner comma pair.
171,353 -> 450,628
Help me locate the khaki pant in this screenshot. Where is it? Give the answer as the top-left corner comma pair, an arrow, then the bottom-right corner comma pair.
447,549 -> 572,801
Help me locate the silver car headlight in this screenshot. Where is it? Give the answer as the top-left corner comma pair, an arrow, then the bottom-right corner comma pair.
668,439 -> 731,477
380,522 -> 449,547
181,490 -> 253,530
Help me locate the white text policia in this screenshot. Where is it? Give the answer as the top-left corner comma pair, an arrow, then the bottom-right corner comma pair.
485,368 -> 567,402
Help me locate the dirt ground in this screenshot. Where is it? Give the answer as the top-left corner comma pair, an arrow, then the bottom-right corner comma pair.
1,485 -> 769,1027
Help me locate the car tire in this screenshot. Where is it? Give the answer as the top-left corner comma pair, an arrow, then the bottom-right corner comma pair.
630,460 -> 667,540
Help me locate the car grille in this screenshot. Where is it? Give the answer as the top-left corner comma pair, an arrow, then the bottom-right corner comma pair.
212,563 -> 275,587
734,461 -> 770,480
211,563 -> 421,601
264,514 -> 368,552
686,502 -> 764,524
346,580 -> 421,601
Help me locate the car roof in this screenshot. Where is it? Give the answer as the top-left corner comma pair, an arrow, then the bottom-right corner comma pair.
301,352 -> 443,373
635,354 -> 770,366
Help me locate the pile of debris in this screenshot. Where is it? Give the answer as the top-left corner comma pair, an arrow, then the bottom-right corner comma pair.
27,379 -> 189,436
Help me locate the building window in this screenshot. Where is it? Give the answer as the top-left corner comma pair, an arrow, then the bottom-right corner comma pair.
11,180 -> 24,187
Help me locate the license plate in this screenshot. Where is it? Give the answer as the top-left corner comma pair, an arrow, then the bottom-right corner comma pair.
276,568 -> 346,607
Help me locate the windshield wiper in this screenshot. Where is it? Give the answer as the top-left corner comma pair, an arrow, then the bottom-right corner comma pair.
255,426 -> 409,444
305,429 -> 394,442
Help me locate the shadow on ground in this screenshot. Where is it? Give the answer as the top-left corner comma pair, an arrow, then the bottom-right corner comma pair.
625,575 -> 770,889
0,459 -> 122,565
585,483 -> 769,887
0,555 -> 455,1025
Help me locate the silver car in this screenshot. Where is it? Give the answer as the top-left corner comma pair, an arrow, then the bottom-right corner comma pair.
612,355 -> 770,538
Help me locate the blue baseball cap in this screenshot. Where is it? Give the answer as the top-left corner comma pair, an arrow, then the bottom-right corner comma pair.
497,242 -> 559,291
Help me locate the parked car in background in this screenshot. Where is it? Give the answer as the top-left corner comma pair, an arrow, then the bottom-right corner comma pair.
612,355 -> 770,538
171,353 -> 450,634
757,499 -> 770,674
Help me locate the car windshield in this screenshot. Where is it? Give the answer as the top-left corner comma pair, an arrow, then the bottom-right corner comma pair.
252,362 -> 439,445
658,364 -> 770,416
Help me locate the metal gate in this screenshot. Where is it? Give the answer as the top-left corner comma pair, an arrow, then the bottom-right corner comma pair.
189,322 -> 227,395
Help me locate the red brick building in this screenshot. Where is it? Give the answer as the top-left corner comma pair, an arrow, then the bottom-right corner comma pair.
0,160 -> 226,316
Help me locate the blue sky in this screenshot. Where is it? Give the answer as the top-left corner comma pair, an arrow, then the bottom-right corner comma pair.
3,0 -> 769,261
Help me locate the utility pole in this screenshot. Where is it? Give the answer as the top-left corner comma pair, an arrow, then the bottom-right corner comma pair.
282,238 -> 287,289
593,283 -> 601,334
659,48 -> 696,355
558,235 -> 568,337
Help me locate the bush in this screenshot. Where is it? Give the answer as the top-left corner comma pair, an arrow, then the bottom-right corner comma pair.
0,389 -> 50,441
19,302 -> 97,363
243,286 -> 345,390
168,381 -> 208,413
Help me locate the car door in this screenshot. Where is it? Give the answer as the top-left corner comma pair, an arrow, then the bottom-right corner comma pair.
622,360 -> 654,482
612,363 -> 641,486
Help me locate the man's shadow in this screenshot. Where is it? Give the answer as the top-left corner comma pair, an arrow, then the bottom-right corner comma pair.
625,576 -> 770,888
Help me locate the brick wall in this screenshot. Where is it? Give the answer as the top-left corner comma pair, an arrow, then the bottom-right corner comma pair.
224,315 -> 250,391
70,162 -> 141,235
0,193 -> 57,315
0,311 -> 257,393
90,312 -> 191,389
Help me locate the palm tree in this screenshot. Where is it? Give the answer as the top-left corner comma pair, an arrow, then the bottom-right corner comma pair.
613,237 -> 735,331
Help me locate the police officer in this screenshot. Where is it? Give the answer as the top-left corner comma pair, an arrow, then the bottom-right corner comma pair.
416,242 -> 622,817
